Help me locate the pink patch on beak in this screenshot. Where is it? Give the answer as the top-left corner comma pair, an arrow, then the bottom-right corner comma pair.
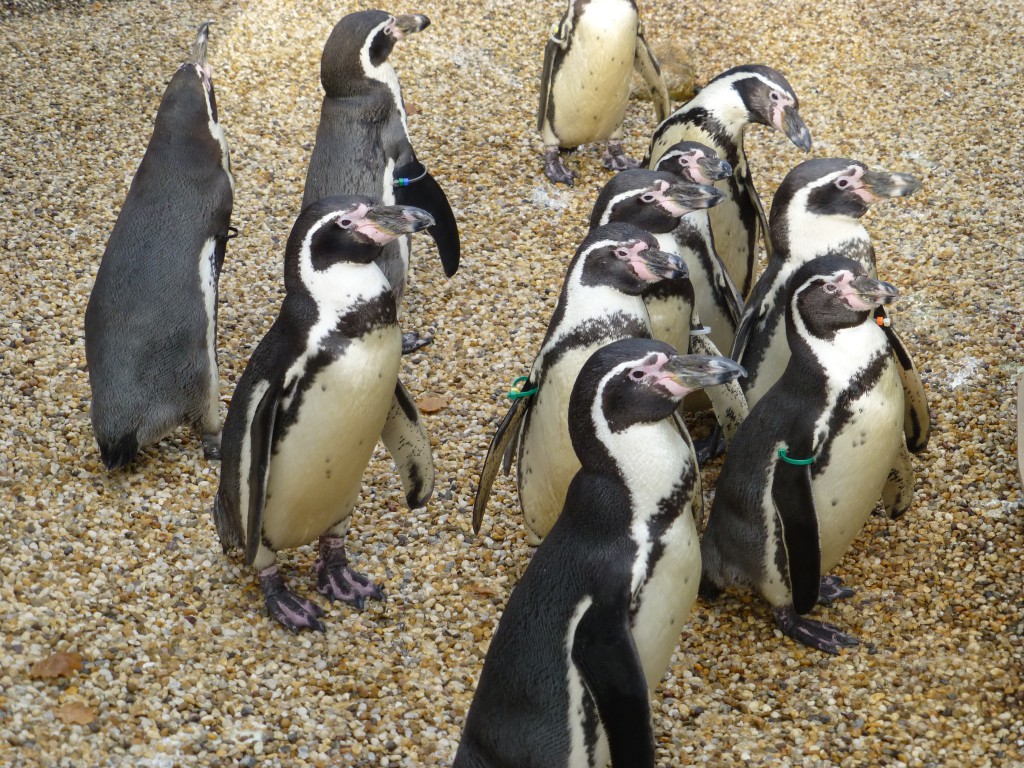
770,93 -> 796,133
683,152 -> 714,186
837,273 -> 876,311
620,241 -> 659,282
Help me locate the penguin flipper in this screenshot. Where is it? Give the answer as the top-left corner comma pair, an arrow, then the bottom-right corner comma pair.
244,380 -> 282,565
771,452 -> 820,615
394,160 -> 460,278
537,36 -> 559,135
877,315 -> 931,452
471,394 -> 528,534
690,331 -> 749,442
572,598 -> 655,766
750,182 -> 773,263
881,438 -> 914,520
633,26 -> 671,123
381,380 -> 435,510
672,412 -> 704,528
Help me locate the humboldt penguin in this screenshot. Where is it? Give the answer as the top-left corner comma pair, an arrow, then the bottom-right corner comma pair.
84,22 -> 234,469
646,64 -> 813,298
212,196 -> 435,631
456,338 -> 743,767
701,255 -> 908,654
538,0 -> 671,185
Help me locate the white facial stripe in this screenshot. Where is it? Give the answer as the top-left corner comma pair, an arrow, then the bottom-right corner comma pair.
598,187 -> 651,225
198,236 -> 220,424
360,17 -> 409,140
785,174 -> 870,262
197,65 -> 233,195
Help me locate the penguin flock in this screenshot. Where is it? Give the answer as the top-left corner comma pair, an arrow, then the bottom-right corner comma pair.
81,4 -> 930,766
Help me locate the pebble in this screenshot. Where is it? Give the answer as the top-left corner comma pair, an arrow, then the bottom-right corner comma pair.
1,0 -> 1022,766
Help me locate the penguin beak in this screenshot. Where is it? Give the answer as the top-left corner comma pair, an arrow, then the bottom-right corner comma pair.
696,155 -> 732,182
361,205 -> 435,241
191,22 -> 211,69
392,14 -> 430,39
664,182 -> 725,212
657,355 -> 747,397
635,248 -> 688,282
846,275 -> 899,309
860,170 -> 922,202
781,107 -> 812,152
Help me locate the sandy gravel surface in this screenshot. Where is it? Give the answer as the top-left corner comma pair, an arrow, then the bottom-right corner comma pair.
1,0 -> 1022,765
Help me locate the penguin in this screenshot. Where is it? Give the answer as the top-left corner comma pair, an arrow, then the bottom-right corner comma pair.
212,196 -> 436,631
472,223 -> 688,545
652,141 -> 743,359
646,64 -> 813,298
84,23 -> 234,470
456,339 -> 744,767
700,255 -> 907,654
301,9 -> 459,352
588,168 -> 748,439
538,0 -> 671,185
731,158 -> 929,451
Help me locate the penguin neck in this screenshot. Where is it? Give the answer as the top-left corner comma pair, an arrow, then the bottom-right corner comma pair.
297,257 -> 392,321
360,47 -> 409,139
686,78 -> 750,159
776,195 -> 872,269
546,261 -> 647,345
789,311 -> 886,390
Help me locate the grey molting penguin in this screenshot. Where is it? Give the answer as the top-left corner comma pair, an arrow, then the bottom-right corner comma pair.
538,0 -> 671,186
472,223 -> 688,546
301,9 -> 459,352
212,196 -> 436,631
700,255 -> 910,654
731,158 -> 928,451
84,22 -> 234,470
645,64 -> 813,299
588,168 -> 748,438
455,339 -> 744,767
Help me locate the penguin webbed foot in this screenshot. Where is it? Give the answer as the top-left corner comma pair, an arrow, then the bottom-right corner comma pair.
694,430 -> 726,467
543,146 -> 577,186
601,139 -> 641,172
315,536 -> 385,609
259,565 -> 325,632
201,431 -> 222,461
773,605 -> 858,655
401,331 -> 433,355
817,574 -> 855,606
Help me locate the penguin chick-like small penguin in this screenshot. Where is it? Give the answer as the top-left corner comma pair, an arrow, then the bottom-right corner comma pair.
538,0 -> 671,186
84,23 -> 234,470
472,223 -> 688,545
701,255 -> 906,654
646,64 -> 813,298
213,196 -> 435,632
302,9 -> 459,352
732,158 -> 927,450
456,339 -> 744,768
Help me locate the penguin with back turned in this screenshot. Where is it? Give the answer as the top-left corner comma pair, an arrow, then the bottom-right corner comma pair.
538,0 -> 671,185
302,9 -> 459,352
456,339 -> 744,767
646,65 -> 813,298
212,196 -> 435,631
701,255 -> 906,654
472,224 -> 689,545
84,23 -> 234,470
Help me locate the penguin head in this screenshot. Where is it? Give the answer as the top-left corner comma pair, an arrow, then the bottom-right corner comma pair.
590,169 -> 724,234
725,64 -> 812,151
575,223 -> 688,295
654,141 -> 733,185
156,23 -> 221,136
569,338 -> 746,443
789,255 -> 900,338
321,10 -> 430,96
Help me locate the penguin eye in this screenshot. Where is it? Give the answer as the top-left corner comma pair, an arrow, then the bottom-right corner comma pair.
770,91 -> 781,102
823,283 -> 839,294
337,216 -> 355,229
614,248 -> 629,259
629,369 -> 646,381
836,177 -> 851,189
640,193 -> 656,204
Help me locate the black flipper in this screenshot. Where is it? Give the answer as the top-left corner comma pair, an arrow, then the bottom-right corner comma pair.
245,380 -> 282,565
771,449 -> 820,615
572,599 -> 655,768
472,394 -> 529,534
876,308 -> 930,453
381,379 -> 435,509
394,159 -> 460,277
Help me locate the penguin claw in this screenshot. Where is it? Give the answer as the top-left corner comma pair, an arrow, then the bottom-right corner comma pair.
694,431 -> 726,466
201,432 -> 222,460
316,564 -> 385,607
818,575 -> 856,605
259,567 -> 325,632
602,140 -> 641,172
401,331 -> 433,354
773,605 -> 859,655
543,147 -> 576,186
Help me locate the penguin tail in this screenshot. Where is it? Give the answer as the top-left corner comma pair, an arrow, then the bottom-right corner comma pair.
97,433 -> 139,471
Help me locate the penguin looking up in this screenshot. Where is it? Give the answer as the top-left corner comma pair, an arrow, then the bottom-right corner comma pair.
701,255 -> 908,654
212,196 -> 436,632
472,223 -> 688,545
302,9 -> 460,353
456,339 -> 744,768
538,0 -> 671,186
646,64 -> 813,298
84,22 -> 234,470
731,158 -> 927,450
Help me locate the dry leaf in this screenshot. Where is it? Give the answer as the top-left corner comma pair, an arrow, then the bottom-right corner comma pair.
465,583 -> 499,597
54,701 -> 95,725
417,396 -> 448,414
405,101 -> 420,116
30,652 -> 83,680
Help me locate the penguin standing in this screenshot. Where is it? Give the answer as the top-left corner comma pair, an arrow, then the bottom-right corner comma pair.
302,9 -> 459,352
700,255 -> 906,654
472,224 -> 688,545
731,158 -> 928,451
646,65 -> 813,298
538,0 -> 671,185
212,196 -> 436,631
84,23 -> 234,469
456,339 -> 743,767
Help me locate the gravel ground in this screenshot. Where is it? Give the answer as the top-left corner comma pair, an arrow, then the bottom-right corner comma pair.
2,0 -> 1022,765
